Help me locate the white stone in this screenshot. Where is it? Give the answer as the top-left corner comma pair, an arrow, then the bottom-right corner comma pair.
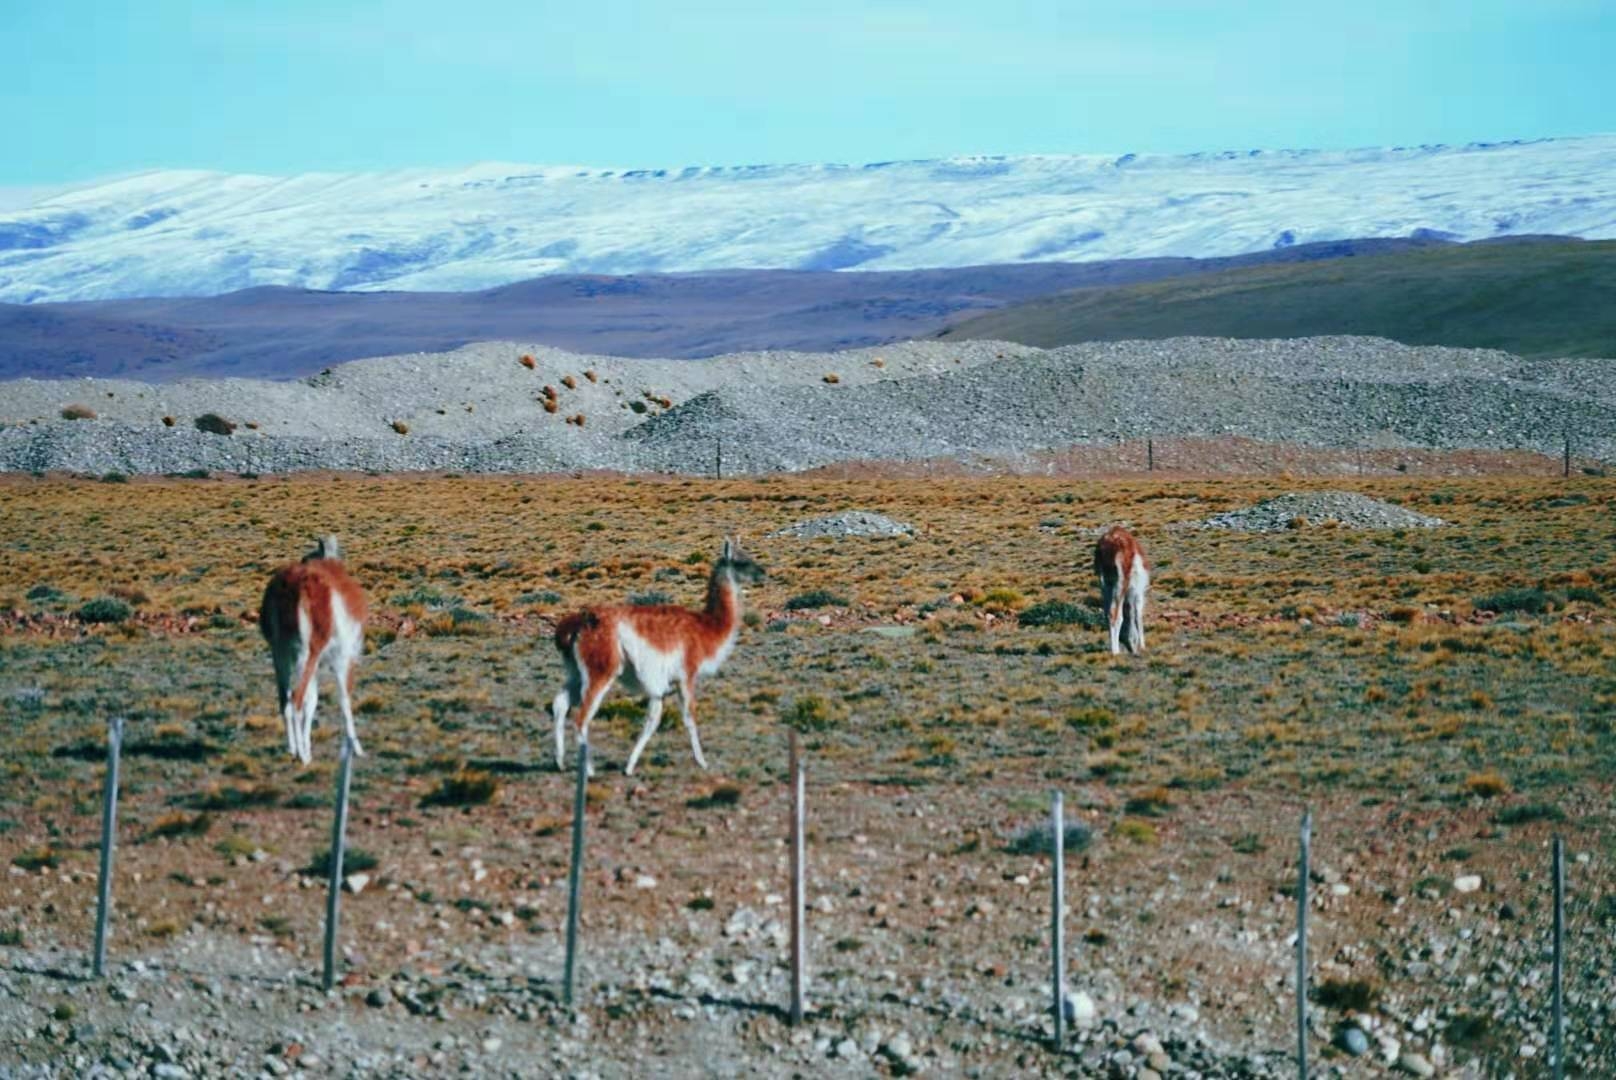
1067,990 -> 1097,1028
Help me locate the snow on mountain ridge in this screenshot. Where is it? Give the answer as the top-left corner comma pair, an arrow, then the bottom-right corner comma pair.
2,136 -> 1613,303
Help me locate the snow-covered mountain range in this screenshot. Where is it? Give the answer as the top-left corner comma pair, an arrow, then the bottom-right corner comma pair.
3,136 -> 1613,303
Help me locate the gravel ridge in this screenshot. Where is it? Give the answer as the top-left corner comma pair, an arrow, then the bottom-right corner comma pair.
2,336 -> 1611,474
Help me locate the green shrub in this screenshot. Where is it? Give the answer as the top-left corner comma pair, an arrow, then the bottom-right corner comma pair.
60,403 -> 97,420
1006,821 -> 1092,855
629,591 -> 673,606
1474,588 -> 1550,614
1066,707 -> 1117,730
305,847 -> 378,877
194,413 -> 236,435
390,585 -> 460,608
1124,787 -> 1174,817
12,847 -> 59,871
784,695 -> 836,731
1314,977 -> 1379,1011
1019,601 -> 1104,628
785,589 -> 848,611
1493,802 -> 1565,825
78,597 -> 133,623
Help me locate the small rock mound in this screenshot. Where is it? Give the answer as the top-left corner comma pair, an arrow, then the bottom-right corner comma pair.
770,511 -> 915,539
1191,491 -> 1445,532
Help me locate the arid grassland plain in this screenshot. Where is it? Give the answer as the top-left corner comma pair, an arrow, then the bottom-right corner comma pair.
2,472 -> 1613,1076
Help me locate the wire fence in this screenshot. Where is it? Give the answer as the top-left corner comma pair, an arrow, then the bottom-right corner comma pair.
78,715 -> 1589,1076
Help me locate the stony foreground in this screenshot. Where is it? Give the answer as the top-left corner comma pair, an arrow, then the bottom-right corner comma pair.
1,336 -> 1612,475
2,473 -> 1613,1077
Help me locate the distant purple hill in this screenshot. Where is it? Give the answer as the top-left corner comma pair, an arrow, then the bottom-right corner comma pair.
0,236 -> 1458,381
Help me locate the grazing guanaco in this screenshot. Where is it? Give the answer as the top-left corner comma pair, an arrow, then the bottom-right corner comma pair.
551,536 -> 766,775
1093,525 -> 1151,655
259,536 -> 367,763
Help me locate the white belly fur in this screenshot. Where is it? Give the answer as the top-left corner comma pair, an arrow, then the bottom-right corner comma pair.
617,622 -> 682,698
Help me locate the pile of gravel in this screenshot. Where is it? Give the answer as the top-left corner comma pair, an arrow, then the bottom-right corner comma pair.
2,335 -> 1613,475
769,511 -> 915,538
1189,491 -> 1447,531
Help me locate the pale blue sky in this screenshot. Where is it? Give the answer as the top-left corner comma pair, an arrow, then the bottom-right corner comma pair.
3,0 -> 1611,185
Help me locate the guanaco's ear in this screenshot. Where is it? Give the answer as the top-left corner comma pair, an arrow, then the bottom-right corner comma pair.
721,536 -> 734,560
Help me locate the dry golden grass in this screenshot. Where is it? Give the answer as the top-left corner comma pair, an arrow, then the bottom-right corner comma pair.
1,470 -> 1611,830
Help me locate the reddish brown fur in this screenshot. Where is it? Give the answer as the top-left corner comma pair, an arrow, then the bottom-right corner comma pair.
551,539 -> 762,773
556,573 -> 740,729
260,559 -> 367,714
1093,525 -> 1149,588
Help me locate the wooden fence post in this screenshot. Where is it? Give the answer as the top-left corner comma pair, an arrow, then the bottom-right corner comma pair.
321,736 -> 355,991
564,740 -> 591,1006
1296,810 -> 1311,1080
1051,790 -> 1066,1051
92,716 -> 125,977
789,729 -> 807,1025
1552,835 -> 1565,1080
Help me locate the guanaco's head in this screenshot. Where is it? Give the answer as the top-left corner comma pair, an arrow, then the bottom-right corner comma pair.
304,535 -> 341,562
717,535 -> 766,585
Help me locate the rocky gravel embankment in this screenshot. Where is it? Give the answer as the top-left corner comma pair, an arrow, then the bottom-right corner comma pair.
1,336 -> 1612,475
1187,492 -> 1448,531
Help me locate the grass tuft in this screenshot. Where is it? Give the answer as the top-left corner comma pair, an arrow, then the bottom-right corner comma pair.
420,768 -> 501,808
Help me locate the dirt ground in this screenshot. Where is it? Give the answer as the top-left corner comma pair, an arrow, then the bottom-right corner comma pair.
1,469 -> 1613,1078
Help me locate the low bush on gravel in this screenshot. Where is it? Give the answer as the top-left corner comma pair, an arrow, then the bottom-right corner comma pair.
785,589 -> 848,610
1019,600 -> 1104,628
421,768 -> 501,808
60,404 -> 97,420
11,847 -> 59,871
306,847 -> 379,877
1314,978 -> 1379,1011
77,596 -> 133,623
194,412 -> 236,435
1006,821 -> 1092,856
783,695 -> 837,731
1492,802 -> 1565,825
1473,587 -> 1552,614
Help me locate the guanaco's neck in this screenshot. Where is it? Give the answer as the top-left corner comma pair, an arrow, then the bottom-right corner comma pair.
704,565 -> 741,631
